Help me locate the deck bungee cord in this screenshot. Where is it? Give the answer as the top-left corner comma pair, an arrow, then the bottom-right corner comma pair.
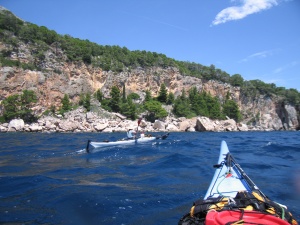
178,141 -> 298,225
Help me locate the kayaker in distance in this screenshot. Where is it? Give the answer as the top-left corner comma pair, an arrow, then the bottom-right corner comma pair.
127,129 -> 136,139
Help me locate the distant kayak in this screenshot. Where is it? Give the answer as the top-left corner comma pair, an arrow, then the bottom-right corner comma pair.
86,133 -> 169,152
179,140 -> 298,225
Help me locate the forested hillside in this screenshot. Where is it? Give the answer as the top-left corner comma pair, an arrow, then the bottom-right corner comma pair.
0,7 -> 299,130
1,8 -> 299,105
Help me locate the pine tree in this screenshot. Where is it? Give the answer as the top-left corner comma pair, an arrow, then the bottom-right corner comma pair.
188,88 -> 209,117
173,98 -> 192,117
144,90 -> 152,102
94,89 -> 103,102
2,94 -> 20,122
193,93 -> 209,117
127,92 -> 140,100
210,97 -> 222,119
2,90 -> 38,122
188,87 -> 198,103
109,86 -> 121,112
144,100 -> 168,122
223,99 -> 242,122
157,83 -> 168,103
79,93 -> 85,106
19,90 -> 38,122
166,92 -> 175,105
121,98 -> 137,120
61,94 -> 71,111
173,89 -> 194,118
83,93 -> 91,111
122,83 -> 126,103
128,99 -> 137,120
204,92 -> 221,119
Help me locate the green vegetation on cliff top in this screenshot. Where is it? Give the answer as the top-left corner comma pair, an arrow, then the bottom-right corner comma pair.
0,8 -> 299,107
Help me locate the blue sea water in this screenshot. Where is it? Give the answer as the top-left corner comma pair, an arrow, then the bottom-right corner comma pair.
0,131 -> 299,225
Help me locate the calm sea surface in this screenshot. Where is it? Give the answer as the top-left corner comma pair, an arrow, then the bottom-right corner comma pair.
0,131 -> 299,225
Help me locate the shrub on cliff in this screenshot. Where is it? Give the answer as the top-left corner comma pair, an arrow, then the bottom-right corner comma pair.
144,100 -> 168,122
188,87 -> 209,117
173,88 -> 223,119
59,94 -> 72,115
120,98 -> 137,120
1,90 -> 37,123
281,88 -> 300,106
79,93 -> 91,111
94,89 -> 103,102
205,93 -> 222,119
157,83 -> 168,103
173,98 -> 194,118
166,92 -> 175,105
109,86 -> 121,113
0,9 -> 24,33
222,99 -> 242,122
127,93 -> 140,100
173,89 -> 194,118
230,74 -> 244,87
144,90 -> 152,102
96,86 -> 138,119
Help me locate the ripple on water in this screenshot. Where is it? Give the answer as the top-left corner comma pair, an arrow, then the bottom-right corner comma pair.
0,131 -> 299,224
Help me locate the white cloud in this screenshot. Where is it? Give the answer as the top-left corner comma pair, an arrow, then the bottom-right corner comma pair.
273,61 -> 299,74
264,78 -> 284,84
212,0 -> 279,26
239,49 -> 277,63
273,67 -> 283,74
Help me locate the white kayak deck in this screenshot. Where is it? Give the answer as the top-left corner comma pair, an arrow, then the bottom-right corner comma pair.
204,141 -> 255,199
90,136 -> 157,148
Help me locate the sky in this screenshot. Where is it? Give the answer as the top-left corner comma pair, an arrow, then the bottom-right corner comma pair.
0,0 -> 299,90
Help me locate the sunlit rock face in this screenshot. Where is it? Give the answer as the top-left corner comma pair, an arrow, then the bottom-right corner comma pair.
0,39 -> 298,131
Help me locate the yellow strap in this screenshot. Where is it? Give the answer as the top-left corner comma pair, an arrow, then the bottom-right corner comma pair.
243,205 -> 254,211
252,191 -> 264,201
232,220 -> 244,225
292,219 -> 298,225
208,198 -> 229,210
190,206 -> 195,217
266,207 -> 276,215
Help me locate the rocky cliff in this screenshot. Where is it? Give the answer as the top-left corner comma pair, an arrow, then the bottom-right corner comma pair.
0,26 -> 299,131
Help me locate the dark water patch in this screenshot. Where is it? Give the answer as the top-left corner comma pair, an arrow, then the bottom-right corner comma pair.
152,153 -> 196,169
0,131 -> 299,224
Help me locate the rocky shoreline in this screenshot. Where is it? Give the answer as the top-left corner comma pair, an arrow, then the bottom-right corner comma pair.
0,107 -> 295,133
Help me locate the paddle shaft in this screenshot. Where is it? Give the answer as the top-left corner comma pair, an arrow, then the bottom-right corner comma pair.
230,154 -> 266,198
135,125 -> 139,139
86,140 -> 91,153
135,118 -> 142,139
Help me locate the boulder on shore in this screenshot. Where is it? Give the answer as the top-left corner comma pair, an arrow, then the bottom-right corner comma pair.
179,120 -> 190,131
29,123 -> 43,132
8,119 -> 25,131
196,117 -> 215,131
94,123 -> 108,131
220,119 -> 237,131
237,123 -> 248,131
166,123 -> 180,131
58,120 -> 78,132
153,120 -> 165,130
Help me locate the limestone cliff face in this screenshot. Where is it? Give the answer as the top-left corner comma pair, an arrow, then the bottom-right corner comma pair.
0,64 -> 240,115
0,41 -> 299,130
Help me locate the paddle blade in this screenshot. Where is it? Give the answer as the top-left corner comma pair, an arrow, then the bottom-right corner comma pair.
86,140 -> 91,153
161,133 -> 169,140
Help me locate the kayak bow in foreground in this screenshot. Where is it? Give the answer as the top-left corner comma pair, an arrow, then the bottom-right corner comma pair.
179,140 -> 298,225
